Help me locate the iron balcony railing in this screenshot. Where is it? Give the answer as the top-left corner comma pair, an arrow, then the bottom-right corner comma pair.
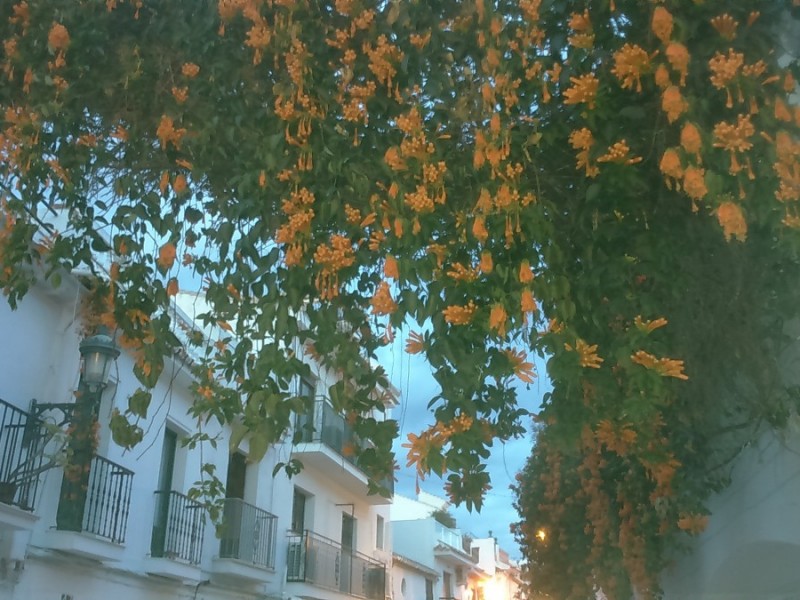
0,398 -> 49,511
57,455 -> 133,543
219,498 -> 278,569
295,399 -> 395,496
151,490 -> 206,564
286,530 -> 386,600
295,399 -> 356,462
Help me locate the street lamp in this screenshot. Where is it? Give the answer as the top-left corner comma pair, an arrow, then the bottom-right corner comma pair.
79,331 -> 120,391
55,330 -> 119,533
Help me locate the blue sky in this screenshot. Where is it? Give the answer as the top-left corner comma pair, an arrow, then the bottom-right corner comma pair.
376,329 -> 551,560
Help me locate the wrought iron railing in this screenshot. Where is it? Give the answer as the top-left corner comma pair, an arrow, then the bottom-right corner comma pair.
219,498 -> 277,569
295,399 -> 395,496
151,490 -> 206,564
0,398 -> 49,511
286,530 -> 386,600
72,455 -> 133,543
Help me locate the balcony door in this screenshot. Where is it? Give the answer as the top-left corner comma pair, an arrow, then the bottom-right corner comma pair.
221,452 -> 249,560
340,513 -> 355,593
151,428 -> 176,557
295,378 -> 315,443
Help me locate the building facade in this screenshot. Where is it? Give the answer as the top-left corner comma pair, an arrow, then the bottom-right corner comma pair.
0,273 -> 394,600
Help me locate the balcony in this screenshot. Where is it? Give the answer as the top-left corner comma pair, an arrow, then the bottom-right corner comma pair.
434,523 -> 475,568
211,498 -> 278,583
44,455 -> 134,560
436,522 -> 463,550
0,398 -> 49,529
287,530 -> 386,600
293,399 -> 393,504
145,490 -> 206,581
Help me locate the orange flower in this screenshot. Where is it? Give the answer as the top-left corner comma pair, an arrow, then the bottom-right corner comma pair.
472,216 -> 488,242
716,201 -> 747,242
446,263 -> 479,282
677,513 -> 709,535
680,123 -> 702,155
563,73 -> 599,109
631,350 -> 688,380
182,62 -> 200,78
597,140 -> 642,165
659,149 -> 683,181
48,23 -> 70,51
569,127 -> 599,177
159,171 -> 170,195
567,10 -> 594,49
402,430 -> 444,476
521,288 -> 537,313
443,301 -> 477,325
405,331 -> 425,354
370,281 -> 397,315
166,278 -> 179,296
519,260 -> 534,283
775,98 -> 792,122
156,115 -> 186,150
665,43 -> 689,86
683,166 -> 707,203
634,315 -> 668,333
651,6 -> 673,44
565,338 -> 603,368
172,174 -> 187,194
172,86 -> 188,104
709,50 -> 744,91
710,14 -> 738,40
489,304 -> 508,337
612,44 -> 650,92
384,146 -> 406,171
384,255 -> 399,279
662,86 -> 688,123
157,242 -> 177,270
504,349 -> 536,383
712,114 -> 754,153
479,251 -> 493,273
654,64 -> 671,88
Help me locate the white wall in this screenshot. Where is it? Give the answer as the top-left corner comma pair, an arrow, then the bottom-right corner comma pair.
661,423 -> 800,600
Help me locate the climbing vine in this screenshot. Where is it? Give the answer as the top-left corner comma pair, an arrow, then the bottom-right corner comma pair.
1,1 -> 799,596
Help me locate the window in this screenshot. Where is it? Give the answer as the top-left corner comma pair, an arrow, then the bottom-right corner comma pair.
400,578 -> 407,597
291,488 -> 308,532
376,515 -> 384,549
471,546 -> 480,562
443,572 -> 452,598
425,578 -> 434,600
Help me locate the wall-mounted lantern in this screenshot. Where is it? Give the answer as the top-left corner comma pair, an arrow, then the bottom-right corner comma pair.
79,331 -> 120,392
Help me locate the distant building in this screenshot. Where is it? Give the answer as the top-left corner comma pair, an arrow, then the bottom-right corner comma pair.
469,536 -> 524,600
392,492 -> 486,600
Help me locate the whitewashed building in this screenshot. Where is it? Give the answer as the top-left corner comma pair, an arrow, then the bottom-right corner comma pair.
0,271 -> 395,600
391,492 -> 482,600
469,536 -> 523,600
